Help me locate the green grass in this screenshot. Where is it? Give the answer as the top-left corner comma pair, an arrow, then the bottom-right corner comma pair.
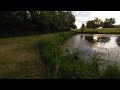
38,31 -> 78,78
72,28 -> 120,34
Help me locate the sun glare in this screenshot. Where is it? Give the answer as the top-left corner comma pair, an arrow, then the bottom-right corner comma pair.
93,36 -> 98,40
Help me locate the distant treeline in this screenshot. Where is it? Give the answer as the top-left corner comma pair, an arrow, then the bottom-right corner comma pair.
0,11 -> 76,37
85,17 -> 119,29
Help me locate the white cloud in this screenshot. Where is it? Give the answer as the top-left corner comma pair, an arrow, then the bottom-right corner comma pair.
73,11 -> 91,17
73,11 -> 120,29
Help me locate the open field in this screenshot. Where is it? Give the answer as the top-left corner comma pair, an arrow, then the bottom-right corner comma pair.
72,28 -> 120,34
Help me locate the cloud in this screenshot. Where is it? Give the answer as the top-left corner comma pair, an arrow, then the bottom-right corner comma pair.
72,11 -> 91,29
73,11 -> 120,29
73,11 -> 91,17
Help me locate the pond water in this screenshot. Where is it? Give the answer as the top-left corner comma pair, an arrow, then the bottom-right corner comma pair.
65,34 -> 120,63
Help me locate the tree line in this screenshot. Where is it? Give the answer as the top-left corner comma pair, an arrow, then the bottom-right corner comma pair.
0,11 -> 76,37
86,17 -> 117,29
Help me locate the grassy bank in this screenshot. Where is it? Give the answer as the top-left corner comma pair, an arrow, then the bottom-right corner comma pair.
39,31 -> 78,78
72,28 -> 120,34
39,31 -> 120,79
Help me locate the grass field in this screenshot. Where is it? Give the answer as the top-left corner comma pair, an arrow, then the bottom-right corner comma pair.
72,28 -> 120,34
0,33 -> 56,79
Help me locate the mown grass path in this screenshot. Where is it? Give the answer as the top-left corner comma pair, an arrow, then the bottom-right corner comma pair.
0,34 -> 55,79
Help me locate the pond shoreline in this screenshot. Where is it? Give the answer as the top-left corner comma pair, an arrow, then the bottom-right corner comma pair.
64,34 -> 120,64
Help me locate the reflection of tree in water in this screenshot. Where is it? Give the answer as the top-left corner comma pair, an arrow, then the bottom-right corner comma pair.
116,36 -> 120,46
81,35 -> 84,38
84,36 -> 110,43
98,37 -> 110,43
85,36 -> 94,43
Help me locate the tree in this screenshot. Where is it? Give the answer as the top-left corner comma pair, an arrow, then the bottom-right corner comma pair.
103,18 -> 115,28
57,11 -> 76,31
86,17 -> 103,29
0,11 -> 77,37
86,20 -> 95,28
81,23 -> 85,32
66,11 -> 76,30
94,17 -> 103,27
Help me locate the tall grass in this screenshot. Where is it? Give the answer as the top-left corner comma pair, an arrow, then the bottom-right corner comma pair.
39,31 -> 77,78
39,31 -> 120,79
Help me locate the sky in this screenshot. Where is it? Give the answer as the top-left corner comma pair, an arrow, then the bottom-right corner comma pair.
72,11 -> 120,29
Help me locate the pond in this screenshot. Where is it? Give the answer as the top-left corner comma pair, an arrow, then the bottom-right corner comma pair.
64,34 -> 120,63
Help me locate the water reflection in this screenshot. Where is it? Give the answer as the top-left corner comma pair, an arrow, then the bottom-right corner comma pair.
84,35 -> 110,43
65,34 -> 120,63
85,36 -> 94,43
80,35 -> 85,40
116,37 -> 120,46
98,37 -> 110,43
